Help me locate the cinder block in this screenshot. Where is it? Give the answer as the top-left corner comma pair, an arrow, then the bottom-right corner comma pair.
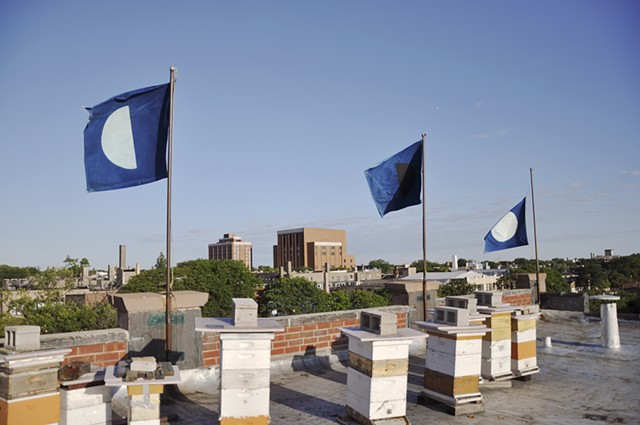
232,298 -> 258,327
360,310 -> 397,336
60,385 -> 111,409
434,306 -> 470,327
3,326 -> 40,352
60,402 -> 112,425
445,296 -> 478,314
475,291 -> 502,307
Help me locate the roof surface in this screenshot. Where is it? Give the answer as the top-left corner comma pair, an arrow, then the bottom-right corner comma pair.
131,310 -> 640,425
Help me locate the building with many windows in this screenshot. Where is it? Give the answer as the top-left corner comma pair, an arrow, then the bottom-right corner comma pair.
208,233 -> 253,269
273,228 -> 355,271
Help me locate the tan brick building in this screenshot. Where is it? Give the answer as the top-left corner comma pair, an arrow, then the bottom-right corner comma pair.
208,233 -> 253,269
273,228 -> 355,271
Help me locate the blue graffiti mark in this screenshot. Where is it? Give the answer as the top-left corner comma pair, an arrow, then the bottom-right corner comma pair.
147,312 -> 186,328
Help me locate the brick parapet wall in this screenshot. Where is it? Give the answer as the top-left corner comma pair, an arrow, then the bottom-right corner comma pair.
40,328 -> 129,368
502,289 -> 533,306
200,306 -> 409,367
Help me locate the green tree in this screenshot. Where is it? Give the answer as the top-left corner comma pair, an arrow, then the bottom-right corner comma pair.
367,259 -> 393,274
349,290 -> 389,309
410,260 -> 449,273
154,252 -> 167,270
258,277 -> 329,316
120,268 -> 165,293
437,279 -> 476,297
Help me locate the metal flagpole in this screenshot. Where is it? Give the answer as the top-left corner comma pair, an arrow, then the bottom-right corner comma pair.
530,168 -> 541,305
166,67 -> 177,360
421,133 -> 427,320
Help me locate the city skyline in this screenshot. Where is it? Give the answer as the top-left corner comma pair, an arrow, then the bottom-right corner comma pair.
1,1 -> 639,270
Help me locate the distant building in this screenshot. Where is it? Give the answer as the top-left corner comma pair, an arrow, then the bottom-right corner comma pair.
208,233 -> 253,269
401,270 -> 498,292
273,228 -> 355,271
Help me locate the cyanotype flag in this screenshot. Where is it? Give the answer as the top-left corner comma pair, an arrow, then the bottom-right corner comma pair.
484,197 -> 529,252
84,83 -> 170,192
365,140 -> 423,217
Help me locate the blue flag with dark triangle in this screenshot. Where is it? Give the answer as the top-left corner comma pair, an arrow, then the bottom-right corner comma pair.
484,197 -> 529,252
365,140 -> 423,217
84,83 -> 170,192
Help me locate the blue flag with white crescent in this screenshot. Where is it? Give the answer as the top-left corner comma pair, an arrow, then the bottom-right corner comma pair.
484,197 -> 529,252
365,140 -> 422,217
84,83 -> 170,192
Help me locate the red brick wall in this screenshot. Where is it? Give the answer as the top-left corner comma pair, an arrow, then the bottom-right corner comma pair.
200,309 -> 408,367
503,289 -> 533,306
62,341 -> 128,368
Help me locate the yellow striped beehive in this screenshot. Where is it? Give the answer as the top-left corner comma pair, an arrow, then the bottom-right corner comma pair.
511,308 -> 540,378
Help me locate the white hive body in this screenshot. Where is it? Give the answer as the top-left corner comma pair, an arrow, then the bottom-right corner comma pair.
342,309 -> 426,424
415,305 -> 489,412
510,308 -> 540,377
195,297 -> 284,425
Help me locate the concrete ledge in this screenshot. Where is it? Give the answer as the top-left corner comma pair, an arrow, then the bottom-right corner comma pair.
272,306 -> 409,328
38,329 -> 128,350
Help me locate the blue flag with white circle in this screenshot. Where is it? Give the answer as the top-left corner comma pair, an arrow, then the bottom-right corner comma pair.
365,140 -> 423,217
83,83 -> 170,192
484,197 -> 529,252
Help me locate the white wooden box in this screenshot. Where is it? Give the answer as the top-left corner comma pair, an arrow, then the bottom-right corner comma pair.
428,336 -> 482,356
220,387 -> 270,417
347,389 -> 407,420
221,369 -> 271,390
347,368 -> 407,402
348,338 -> 410,361
221,349 -> 271,370
426,349 -> 481,377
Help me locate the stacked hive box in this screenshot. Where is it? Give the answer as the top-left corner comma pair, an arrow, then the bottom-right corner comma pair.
510,307 -> 540,379
475,292 -> 515,382
341,310 -> 426,424
195,298 -> 283,425
416,306 -> 489,414
0,326 -> 70,425
60,371 -> 112,425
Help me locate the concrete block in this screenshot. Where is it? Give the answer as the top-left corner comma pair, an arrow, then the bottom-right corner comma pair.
219,387 -> 270,418
128,393 -> 160,421
360,310 -> 397,335
445,296 -> 478,314
60,385 -> 111,409
3,326 -> 40,352
60,402 -> 112,425
434,306 -> 470,327
475,291 -> 502,307
130,356 -> 157,372
232,298 -> 258,327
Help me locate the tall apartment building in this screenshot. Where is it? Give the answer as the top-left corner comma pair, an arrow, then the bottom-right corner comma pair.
273,228 -> 355,271
208,233 -> 253,269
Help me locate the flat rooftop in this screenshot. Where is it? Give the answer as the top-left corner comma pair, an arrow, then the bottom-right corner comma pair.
138,310 -> 640,425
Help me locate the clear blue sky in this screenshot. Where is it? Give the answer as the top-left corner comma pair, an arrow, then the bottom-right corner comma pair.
1,1 -> 639,271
